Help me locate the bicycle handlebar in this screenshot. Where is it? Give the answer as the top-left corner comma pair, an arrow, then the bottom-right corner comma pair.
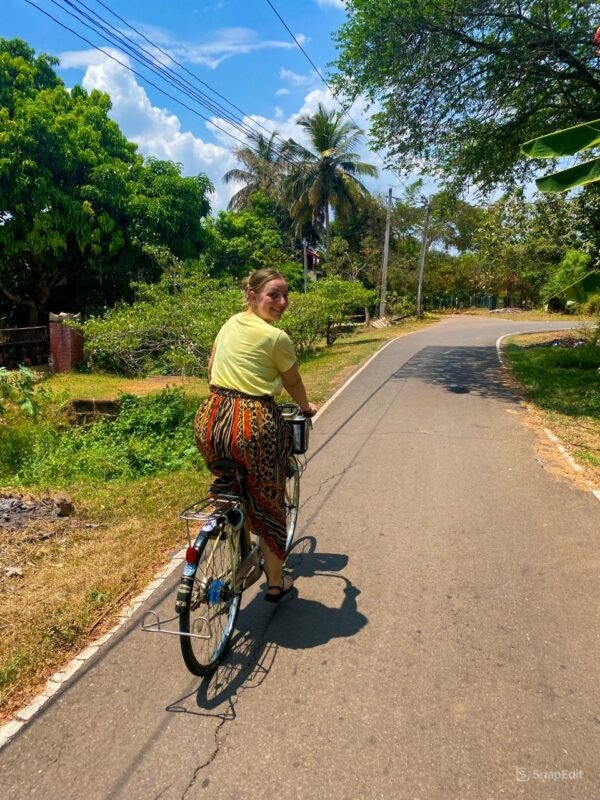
278,402 -> 314,419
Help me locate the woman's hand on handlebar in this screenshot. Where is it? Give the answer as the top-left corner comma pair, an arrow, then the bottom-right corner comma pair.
301,402 -> 318,417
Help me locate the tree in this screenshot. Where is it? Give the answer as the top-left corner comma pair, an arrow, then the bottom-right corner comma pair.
223,132 -> 288,210
204,207 -> 298,281
284,103 -> 378,250
542,249 -> 592,303
473,191 -> 576,305
334,1 -> 600,189
0,38 -> 213,324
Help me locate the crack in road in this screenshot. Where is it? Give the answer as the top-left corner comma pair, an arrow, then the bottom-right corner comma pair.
300,466 -> 354,511
181,715 -> 228,798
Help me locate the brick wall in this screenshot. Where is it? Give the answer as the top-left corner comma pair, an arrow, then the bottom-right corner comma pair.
49,320 -> 83,373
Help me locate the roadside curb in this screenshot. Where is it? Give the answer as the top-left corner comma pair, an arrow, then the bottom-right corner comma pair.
496,331 -> 600,506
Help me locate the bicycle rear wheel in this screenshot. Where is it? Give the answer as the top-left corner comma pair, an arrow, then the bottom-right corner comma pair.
284,456 -> 300,555
179,524 -> 242,676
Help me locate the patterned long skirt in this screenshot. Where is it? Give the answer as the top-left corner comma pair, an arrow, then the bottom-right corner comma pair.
194,386 -> 291,561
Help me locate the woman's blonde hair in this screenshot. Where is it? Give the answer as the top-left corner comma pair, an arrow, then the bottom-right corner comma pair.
241,268 -> 285,301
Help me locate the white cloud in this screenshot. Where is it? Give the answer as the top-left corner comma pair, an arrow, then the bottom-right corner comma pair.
315,0 -> 346,8
62,51 -> 237,210
279,67 -> 317,87
60,48 -> 124,69
58,50 -> 427,212
126,25 -> 309,70
275,87 -> 291,97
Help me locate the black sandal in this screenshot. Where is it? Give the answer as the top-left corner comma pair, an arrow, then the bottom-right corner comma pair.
264,575 -> 295,603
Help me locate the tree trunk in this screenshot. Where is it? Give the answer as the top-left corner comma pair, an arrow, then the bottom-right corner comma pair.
27,305 -> 39,326
0,280 -> 39,326
325,205 -> 331,252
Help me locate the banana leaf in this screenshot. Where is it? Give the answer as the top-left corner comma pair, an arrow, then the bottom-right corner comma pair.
535,156 -> 600,193
522,119 -> 600,158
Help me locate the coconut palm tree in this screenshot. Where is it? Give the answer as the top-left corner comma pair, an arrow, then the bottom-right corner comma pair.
283,104 -> 378,251
223,131 -> 287,210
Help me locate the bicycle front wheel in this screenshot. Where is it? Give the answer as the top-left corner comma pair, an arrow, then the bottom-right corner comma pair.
284,456 -> 301,555
179,526 -> 242,676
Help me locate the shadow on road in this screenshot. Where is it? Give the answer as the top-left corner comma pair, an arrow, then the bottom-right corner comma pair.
166,537 -> 366,717
392,346 -> 518,402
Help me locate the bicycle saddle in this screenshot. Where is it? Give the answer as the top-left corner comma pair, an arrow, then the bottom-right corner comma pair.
211,458 -> 247,475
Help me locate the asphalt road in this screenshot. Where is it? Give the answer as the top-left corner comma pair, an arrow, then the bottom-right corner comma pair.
2,316 -> 599,800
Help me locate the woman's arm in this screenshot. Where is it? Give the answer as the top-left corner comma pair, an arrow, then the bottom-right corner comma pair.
281,362 -> 317,416
207,341 -> 217,384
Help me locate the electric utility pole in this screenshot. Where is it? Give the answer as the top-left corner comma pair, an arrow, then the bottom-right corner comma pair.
416,200 -> 432,319
379,187 -> 393,318
302,239 -> 308,293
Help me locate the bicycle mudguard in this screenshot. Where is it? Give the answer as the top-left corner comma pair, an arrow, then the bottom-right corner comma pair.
175,530 -> 211,614
175,575 -> 195,614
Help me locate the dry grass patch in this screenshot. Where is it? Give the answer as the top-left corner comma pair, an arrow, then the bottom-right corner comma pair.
0,470 -> 209,721
37,373 -> 208,403
461,309 -> 593,323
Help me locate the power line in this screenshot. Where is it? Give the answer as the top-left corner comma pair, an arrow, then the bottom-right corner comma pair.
24,0 -> 308,173
73,0 -> 314,171
265,0 -> 332,92
50,0 -> 292,157
23,0 -> 258,152
264,0 -> 411,194
91,0 -> 278,144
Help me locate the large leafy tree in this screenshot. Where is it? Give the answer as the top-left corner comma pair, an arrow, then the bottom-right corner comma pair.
0,38 -> 212,324
334,1 -> 600,189
473,191 -> 578,305
204,205 -> 300,284
284,103 -> 377,250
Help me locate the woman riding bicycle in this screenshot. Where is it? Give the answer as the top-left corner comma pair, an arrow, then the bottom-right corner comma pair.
194,268 -> 317,602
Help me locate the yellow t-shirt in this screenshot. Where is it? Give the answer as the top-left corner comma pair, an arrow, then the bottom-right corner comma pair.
210,312 -> 297,397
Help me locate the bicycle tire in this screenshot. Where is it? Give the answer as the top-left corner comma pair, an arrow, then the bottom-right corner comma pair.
284,456 -> 301,555
179,523 -> 242,676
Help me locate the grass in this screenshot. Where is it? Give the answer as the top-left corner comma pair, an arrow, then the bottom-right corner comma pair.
503,328 -> 600,484
35,372 -> 208,403
0,317 -> 432,721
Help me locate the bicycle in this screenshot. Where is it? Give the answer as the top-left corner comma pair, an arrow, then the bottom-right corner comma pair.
142,403 -> 309,676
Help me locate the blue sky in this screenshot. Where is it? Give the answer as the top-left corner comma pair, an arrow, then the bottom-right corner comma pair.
3,0 -> 418,211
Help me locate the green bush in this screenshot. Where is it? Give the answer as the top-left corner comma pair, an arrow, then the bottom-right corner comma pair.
280,278 -> 376,353
81,272 -> 242,376
542,250 -> 591,302
280,292 -> 331,353
0,423 -> 39,479
581,293 -> 600,316
82,272 -> 377,372
14,389 -> 204,486
0,366 -> 37,418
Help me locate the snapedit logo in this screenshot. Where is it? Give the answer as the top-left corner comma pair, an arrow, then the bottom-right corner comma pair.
516,768 -> 583,783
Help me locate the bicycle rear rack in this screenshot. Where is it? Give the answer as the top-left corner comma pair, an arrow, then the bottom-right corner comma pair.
179,494 -> 241,546
141,492 -> 263,640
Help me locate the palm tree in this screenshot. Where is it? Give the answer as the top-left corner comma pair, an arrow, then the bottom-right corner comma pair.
283,103 -> 378,251
223,131 -> 287,210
